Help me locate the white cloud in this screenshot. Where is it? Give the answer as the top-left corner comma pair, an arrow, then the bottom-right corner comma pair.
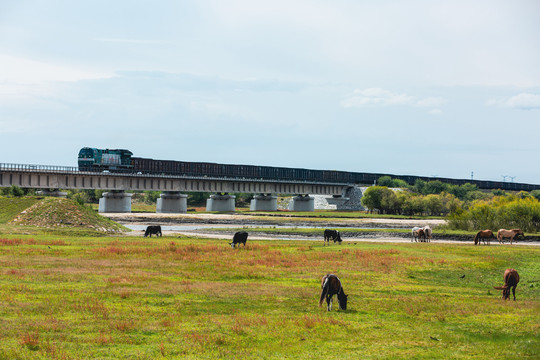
488,93 -> 540,110
0,54 -> 113,100
341,88 -> 446,109
0,54 -> 112,84
94,38 -> 170,45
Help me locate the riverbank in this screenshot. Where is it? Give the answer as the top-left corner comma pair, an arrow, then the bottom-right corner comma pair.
102,213 -> 540,245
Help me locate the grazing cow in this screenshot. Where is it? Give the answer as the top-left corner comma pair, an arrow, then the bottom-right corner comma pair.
230,231 -> 248,248
497,229 -> 524,245
144,225 -> 162,237
323,229 -> 342,246
423,225 -> 432,242
412,228 -> 426,242
319,274 -> 348,311
474,230 -> 495,245
493,268 -> 520,301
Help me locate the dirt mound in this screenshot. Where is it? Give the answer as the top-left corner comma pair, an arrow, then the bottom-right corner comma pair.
10,198 -> 126,233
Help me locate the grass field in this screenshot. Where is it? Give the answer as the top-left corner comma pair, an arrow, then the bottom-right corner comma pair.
0,232 -> 539,359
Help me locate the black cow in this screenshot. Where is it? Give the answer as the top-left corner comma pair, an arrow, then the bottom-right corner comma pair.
323,229 -> 342,246
230,231 -> 248,248
144,225 -> 162,237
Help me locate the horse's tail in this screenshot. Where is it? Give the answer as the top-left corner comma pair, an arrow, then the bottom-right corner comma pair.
319,277 -> 330,307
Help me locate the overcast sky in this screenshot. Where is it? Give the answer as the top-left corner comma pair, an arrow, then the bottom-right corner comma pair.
1,0 -> 539,184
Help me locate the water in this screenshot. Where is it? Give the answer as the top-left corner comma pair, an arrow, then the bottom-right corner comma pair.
125,224 -> 393,231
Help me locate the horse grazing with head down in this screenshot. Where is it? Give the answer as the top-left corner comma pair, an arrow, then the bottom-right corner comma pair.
319,274 -> 348,311
474,230 -> 495,245
412,227 -> 426,242
497,229 -> 524,245
493,268 -> 520,301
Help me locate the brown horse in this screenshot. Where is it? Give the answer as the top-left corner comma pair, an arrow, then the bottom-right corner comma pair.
497,229 -> 524,245
319,274 -> 348,311
493,268 -> 519,300
474,230 -> 495,245
412,228 -> 426,242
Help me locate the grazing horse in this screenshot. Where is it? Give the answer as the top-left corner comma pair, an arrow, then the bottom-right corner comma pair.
323,229 -> 342,246
497,229 -> 524,245
144,225 -> 162,237
412,227 -> 426,242
319,274 -> 348,311
423,226 -> 432,242
474,230 -> 495,245
230,231 -> 248,248
494,268 -> 520,301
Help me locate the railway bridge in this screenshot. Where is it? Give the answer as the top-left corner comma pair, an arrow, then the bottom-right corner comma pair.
0,163 -> 355,212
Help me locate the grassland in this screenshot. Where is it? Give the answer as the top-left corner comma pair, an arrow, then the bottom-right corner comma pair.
0,232 -> 538,359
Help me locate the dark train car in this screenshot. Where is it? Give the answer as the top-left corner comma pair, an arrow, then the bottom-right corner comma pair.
78,147 -> 133,171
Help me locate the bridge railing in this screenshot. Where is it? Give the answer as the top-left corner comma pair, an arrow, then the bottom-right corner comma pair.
0,163 -> 79,173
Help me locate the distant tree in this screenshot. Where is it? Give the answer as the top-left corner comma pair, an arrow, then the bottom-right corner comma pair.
517,191 -> 531,199
492,189 -> 506,197
6,185 -> 24,197
531,190 -> 540,201
361,186 -> 385,213
377,176 -> 393,187
187,192 -> 207,206
145,191 -> 161,204
423,180 -> 448,195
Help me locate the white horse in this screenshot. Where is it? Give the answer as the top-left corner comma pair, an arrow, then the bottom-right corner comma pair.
423,226 -> 432,242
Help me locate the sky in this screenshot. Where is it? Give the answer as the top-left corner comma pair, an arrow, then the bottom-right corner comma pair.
1,0 -> 539,184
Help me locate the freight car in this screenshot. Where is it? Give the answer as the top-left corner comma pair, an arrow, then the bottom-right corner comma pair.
77,147 -> 540,191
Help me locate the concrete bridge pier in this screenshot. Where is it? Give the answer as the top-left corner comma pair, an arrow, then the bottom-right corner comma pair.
289,195 -> 315,212
156,192 -> 188,213
326,195 -> 350,208
250,194 -> 278,211
98,191 -> 133,213
206,193 -> 236,212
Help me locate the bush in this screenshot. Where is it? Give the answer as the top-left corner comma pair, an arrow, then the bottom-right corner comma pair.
447,196 -> 540,232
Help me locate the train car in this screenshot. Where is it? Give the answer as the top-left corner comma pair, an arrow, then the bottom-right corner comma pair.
78,147 -> 133,171
78,148 -> 540,191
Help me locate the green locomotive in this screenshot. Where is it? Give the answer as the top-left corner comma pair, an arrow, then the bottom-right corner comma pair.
78,147 -> 133,171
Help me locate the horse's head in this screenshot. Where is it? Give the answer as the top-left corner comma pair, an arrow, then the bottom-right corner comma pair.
517,229 -> 524,237
338,291 -> 348,310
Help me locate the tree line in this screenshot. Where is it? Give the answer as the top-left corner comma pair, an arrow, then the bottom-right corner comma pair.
361,176 -> 540,217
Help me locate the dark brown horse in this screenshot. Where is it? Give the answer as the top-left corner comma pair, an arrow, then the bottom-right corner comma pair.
494,268 -> 520,301
319,274 -> 348,311
474,230 -> 495,245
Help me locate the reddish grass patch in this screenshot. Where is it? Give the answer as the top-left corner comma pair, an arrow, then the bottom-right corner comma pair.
20,331 -> 40,351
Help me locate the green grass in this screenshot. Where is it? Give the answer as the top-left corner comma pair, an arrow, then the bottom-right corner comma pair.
0,231 -> 538,359
0,197 -> 39,224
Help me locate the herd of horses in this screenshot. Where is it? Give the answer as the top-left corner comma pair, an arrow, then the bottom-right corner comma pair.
141,225 -> 523,311
474,229 -> 525,245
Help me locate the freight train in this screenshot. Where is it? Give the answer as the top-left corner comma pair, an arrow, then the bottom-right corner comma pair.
77,147 -> 540,191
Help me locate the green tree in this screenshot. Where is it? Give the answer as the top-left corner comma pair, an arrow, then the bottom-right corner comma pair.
361,186 -> 385,213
